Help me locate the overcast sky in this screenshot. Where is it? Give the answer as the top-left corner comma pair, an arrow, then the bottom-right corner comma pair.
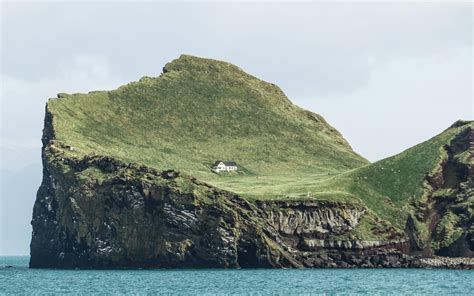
1,2 -> 472,255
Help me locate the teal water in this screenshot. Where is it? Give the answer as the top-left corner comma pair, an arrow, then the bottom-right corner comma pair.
1,256 -> 473,295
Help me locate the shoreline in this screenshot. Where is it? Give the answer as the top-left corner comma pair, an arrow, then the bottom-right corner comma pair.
4,255 -> 473,270
413,256 -> 474,270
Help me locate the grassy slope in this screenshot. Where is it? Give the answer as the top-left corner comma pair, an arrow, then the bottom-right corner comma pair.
48,54 -> 367,197
310,122 -> 473,229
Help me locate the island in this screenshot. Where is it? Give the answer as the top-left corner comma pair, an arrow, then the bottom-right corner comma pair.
30,55 -> 473,268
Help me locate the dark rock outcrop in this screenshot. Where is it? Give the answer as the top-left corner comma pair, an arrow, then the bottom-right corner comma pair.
30,142 -> 410,268
406,126 -> 473,258
30,112 -> 409,268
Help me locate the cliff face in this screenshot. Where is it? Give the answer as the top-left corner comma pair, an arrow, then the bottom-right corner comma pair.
30,111 -> 411,268
30,153 -> 410,268
407,125 -> 473,258
31,115 -> 473,269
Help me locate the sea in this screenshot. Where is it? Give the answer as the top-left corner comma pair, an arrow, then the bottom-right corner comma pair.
1,256 -> 473,295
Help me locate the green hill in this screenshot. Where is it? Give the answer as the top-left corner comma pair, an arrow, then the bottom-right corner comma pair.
311,121 -> 473,227
312,121 -> 473,252
47,56 -> 472,229
47,54 -> 368,197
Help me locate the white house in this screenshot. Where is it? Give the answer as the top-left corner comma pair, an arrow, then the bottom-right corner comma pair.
212,161 -> 238,173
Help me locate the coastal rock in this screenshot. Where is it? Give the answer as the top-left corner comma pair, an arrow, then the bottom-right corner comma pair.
30,124 -> 473,268
262,201 -> 364,235
30,144 -> 410,268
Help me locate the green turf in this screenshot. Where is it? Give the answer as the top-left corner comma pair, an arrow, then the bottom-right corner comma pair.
48,54 -> 367,192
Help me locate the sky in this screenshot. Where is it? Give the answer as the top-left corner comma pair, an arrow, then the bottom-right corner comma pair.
0,2 -> 472,255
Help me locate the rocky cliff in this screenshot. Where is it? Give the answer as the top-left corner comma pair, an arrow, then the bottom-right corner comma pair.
30,114 -> 473,269
30,110 -> 410,268
30,150 -> 410,268
406,123 -> 473,258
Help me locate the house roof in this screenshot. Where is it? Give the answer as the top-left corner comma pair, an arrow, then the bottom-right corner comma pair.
212,161 -> 237,167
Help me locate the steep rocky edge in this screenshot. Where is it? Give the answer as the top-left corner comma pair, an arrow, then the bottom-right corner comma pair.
30,157 -> 410,268
406,122 -> 473,258
32,114 -> 473,269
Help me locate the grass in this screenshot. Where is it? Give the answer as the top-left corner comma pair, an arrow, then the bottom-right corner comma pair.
201,121 -> 470,230
305,122 -> 472,228
46,54 -> 472,235
48,54 -> 367,194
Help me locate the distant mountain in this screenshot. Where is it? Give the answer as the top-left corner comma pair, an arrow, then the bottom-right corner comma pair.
30,55 -> 473,269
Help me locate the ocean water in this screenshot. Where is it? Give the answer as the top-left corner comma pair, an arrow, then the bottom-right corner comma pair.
1,256 -> 473,295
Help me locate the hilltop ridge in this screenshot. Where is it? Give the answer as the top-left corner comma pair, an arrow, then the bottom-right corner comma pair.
47,54 -> 367,190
